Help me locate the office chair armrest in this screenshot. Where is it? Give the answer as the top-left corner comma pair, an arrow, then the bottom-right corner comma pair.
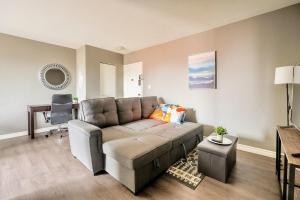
68,120 -> 104,174
42,111 -> 51,123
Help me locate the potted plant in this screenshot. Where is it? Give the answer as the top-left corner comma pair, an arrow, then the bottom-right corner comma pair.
73,97 -> 79,104
215,126 -> 227,142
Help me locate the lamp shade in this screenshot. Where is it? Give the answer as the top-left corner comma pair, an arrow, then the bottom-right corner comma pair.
274,66 -> 294,84
294,66 -> 300,84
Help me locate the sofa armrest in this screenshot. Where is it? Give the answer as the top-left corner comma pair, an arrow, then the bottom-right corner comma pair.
69,120 -> 101,137
68,120 -> 104,174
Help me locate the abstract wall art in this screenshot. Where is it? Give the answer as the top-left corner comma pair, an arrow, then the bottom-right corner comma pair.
188,51 -> 216,89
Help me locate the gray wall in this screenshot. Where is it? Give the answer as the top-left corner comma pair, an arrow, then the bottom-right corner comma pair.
0,33 -> 76,135
124,4 -> 300,151
85,45 -> 123,98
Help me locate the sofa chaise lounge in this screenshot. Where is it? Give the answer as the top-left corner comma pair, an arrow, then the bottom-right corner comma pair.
68,96 -> 203,194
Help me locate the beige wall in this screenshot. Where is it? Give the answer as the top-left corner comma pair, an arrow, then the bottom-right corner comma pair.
124,4 -> 300,150
0,33 -> 76,135
0,36 -> 123,136
85,45 -> 123,98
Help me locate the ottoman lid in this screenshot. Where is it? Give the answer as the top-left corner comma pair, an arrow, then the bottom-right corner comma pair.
197,134 -> 238,157
103,135 -> 172,170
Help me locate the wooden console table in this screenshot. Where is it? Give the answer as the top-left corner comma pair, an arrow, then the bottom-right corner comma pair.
27,103 -> 79,139
276,126 -> 300,200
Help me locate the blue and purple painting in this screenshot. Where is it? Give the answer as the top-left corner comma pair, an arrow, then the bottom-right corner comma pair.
188,51 -> 216,89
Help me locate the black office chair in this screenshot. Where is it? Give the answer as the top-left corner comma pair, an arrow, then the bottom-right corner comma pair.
44,94 -> 73,139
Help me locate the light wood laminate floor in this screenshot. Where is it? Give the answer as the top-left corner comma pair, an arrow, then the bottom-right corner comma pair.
0,133 -> 288,200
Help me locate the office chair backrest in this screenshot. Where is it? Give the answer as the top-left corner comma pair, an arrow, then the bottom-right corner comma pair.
51,94 -> 73,125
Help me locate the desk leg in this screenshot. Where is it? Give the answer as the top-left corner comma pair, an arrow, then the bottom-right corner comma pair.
283,155 -> 287,200
277,132 -> 281,181
27,111 -> 31,135
276,131 -> 279,176
74,108 -> 78,119
288,164 -> 295,200
30,112 -> 35,139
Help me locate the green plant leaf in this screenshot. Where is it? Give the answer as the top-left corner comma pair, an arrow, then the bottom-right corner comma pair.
215,126 -> 228,135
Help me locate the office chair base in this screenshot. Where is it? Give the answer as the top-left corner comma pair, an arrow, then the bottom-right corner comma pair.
45,128 -> 68,138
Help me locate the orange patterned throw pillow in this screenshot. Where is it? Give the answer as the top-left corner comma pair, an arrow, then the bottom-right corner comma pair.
149,108 -> 164,121
149,104 -> 186,124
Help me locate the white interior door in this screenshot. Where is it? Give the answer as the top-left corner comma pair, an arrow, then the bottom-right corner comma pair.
100,63 -> 116,97
123,62 -> 143,97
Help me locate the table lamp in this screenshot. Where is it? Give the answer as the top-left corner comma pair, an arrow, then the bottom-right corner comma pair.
274,65 -> 300,126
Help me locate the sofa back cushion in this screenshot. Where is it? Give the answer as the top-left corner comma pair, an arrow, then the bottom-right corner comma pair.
80,97 -> 119,128
141,96 -> 158,118
116,97 -> 142,124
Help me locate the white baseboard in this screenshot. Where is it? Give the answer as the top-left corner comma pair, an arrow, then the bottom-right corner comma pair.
0,127 -> 55,140
237,144 -> 276,158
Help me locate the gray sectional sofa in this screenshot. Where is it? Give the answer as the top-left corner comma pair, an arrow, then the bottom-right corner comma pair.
68,96 -> 203,194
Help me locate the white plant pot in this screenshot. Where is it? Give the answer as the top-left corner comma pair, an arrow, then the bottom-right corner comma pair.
216,134 -> 223,142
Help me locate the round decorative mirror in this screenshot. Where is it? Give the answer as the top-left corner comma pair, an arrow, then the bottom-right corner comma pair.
39,63 -> 71,90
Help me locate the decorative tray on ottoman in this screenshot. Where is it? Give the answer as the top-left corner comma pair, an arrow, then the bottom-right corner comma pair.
207,135 -> 232,145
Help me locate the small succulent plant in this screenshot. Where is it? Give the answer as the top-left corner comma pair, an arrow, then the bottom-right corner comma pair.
215,126 -> 228,136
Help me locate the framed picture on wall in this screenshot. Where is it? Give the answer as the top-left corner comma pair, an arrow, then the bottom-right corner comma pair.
188,51 -> 216,89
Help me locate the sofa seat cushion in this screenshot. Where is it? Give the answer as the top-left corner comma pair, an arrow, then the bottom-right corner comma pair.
116,97 -> 142,124
144,122 -> 203,147
122,119 -> 166,132
102,126 -> 140,143
102,119 -> 166,143
103,135 -> 172,169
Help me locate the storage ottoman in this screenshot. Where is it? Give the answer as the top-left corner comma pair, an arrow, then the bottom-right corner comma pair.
197,134 -> 238,183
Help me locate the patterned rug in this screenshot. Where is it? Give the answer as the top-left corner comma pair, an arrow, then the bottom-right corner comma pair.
166,149 -> 205,190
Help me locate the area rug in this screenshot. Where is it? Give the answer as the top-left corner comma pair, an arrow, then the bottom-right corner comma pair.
166,149 -> 205,190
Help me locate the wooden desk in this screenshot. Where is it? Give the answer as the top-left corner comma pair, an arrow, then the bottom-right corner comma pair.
276,126 -> 300,200
27,103 -> 79,139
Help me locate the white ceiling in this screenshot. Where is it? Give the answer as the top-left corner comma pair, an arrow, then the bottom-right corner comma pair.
0,0 -> 299,54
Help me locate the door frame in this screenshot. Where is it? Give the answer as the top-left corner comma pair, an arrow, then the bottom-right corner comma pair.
123,62 -> 143,98
99,62 -> 117,98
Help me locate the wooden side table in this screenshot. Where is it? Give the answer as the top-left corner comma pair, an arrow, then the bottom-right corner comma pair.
276,126 -> 300,200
